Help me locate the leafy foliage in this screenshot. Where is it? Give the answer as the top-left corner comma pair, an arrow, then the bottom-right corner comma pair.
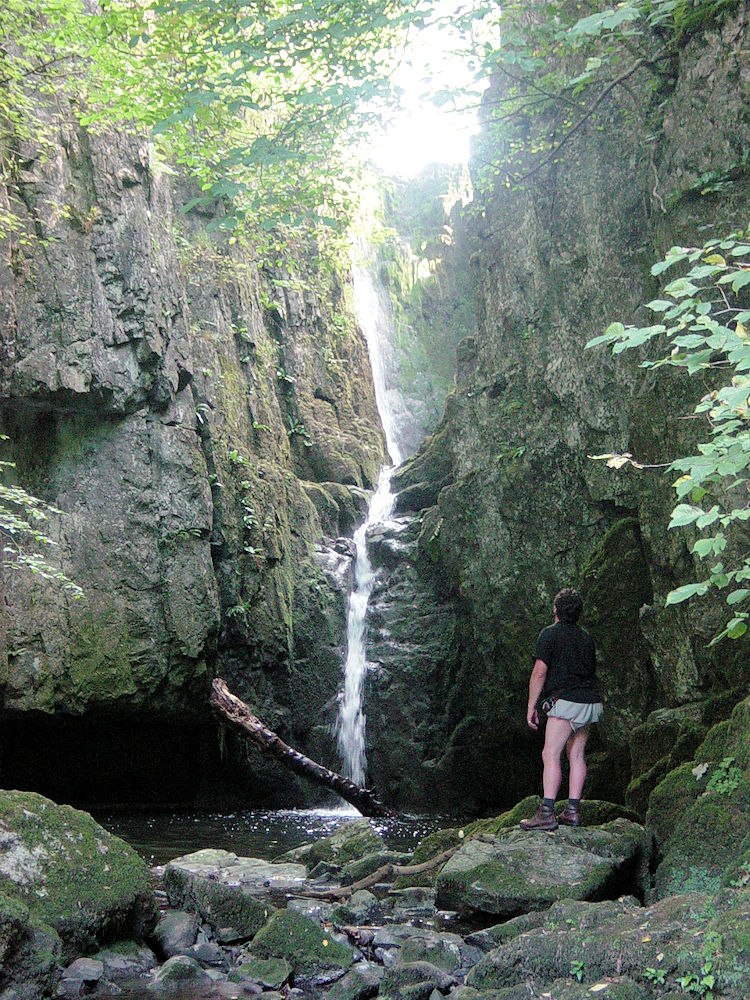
1,0 -> 434,248
0,444 -> 82,596
587,231 -> 750,638
461,0 -> 740,192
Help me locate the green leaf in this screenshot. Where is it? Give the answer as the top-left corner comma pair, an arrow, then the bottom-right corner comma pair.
727,589 -> 750,606
666,582 -> 710,605
726,618 -> 748,639
669,504 -> 702,528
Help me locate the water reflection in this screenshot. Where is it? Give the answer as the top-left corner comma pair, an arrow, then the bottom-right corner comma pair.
94,806 -> 447,866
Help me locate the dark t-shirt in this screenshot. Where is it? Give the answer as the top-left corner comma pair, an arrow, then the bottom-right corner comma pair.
534,621 -> 601,704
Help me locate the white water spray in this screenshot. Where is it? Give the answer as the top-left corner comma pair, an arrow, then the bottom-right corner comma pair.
335,257 -> 407,784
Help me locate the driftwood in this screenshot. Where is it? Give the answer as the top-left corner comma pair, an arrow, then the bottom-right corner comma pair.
299,845 -> 459,900
210,678 -> 395,818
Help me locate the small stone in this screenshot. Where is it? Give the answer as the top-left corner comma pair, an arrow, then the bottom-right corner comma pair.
153,955 -> 212,984
151,909 -> 198,957
61,958 -> 104,985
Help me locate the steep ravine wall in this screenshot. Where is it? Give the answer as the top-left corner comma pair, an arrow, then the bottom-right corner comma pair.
0,121 -> 386,806
376,8 -> 750,814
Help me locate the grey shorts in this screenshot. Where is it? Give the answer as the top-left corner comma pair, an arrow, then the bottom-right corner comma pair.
548,699 -> 603,732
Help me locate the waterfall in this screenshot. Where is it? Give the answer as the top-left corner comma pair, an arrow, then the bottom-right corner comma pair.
335,257 -> 407,784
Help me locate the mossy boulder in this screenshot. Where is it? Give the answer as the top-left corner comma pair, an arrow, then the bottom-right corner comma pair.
285,819 -> 387,872
393,828 -> 462,889
436,820 -> 649,919
647,696 -> 750,898
326,960 -> 384,1000
379,960 -> 457,1000
343,850 -> 412,883
398,932 -> 464,972
625,692 -> 742,815
0,888 -> 61,999
249,908 -> 354,977
466,889 -> 750,1000
153,954 -> 212,984
464,798 -> 638,839
0,790 -> 157,962
164,850 -> 308,942
231,955 -> 292,989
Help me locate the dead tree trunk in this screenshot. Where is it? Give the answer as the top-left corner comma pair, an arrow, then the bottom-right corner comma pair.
209,678 -> 396,818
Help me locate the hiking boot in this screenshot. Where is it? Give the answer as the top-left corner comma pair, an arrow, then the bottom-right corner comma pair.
519,804 -> 558,831
558,803 -> 580,827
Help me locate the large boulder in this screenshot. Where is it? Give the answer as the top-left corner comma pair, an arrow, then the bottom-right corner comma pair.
0,790 -> 157,962
466,889 -> 750,1000
647,695 -> 750,897
163,849 -> 307,942
435,820 -> 649,919
248,908 -> 355,987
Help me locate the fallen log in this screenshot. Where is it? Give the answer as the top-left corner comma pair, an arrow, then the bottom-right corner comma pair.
210,678 -> 395,818
299,845 -> 459,900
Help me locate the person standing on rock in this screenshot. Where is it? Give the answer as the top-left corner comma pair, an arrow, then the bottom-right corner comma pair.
520,587 -> 603,831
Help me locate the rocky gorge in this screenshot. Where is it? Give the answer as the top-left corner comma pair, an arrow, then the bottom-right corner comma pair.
2,1 -> 750,997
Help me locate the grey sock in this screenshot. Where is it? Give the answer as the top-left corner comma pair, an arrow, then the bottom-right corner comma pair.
542,797 -> 555,811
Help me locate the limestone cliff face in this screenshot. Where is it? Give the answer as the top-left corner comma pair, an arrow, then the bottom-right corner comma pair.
378,8 -> 750,812
0,122 -> 385,805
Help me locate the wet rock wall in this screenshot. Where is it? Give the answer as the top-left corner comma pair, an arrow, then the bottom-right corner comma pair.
0,120 -> 386,806
371,7 -> 750,813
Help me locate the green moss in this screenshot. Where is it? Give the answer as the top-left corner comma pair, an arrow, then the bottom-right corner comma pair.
646,761 -> 705,846
69,604 -> 136,703
464,798 -> 637,838
231,956 -> 292,988
301,819 -> 386,870
163,866 -> 272,942
250,909 -> 354,972
655,778 -> 750,896
0,791 -> 155,962
393,827 -> 462,889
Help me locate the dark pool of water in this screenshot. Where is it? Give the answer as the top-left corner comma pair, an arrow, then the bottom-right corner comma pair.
94,806 -> 449,866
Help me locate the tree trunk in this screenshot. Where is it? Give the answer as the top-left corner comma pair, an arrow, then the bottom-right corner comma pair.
209,678 -> 396,818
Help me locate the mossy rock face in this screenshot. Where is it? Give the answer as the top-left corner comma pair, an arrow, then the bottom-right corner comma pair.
436,820 -> 649,919
0,790 -> 157,962
625,692 -> 742,815
466,890 -> 750,998
249,909 -> 354,974
647,696 -> 750,898
0,888 -> 61,999
655,778 -> 750,897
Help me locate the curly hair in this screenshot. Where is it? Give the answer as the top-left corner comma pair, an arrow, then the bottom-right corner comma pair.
554,587 -> 583,624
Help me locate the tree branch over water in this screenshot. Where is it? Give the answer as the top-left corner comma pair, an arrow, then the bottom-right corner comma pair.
209,678 -> 395,818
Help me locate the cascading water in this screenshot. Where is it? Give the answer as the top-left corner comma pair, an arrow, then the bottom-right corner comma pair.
335,257 -> 407,785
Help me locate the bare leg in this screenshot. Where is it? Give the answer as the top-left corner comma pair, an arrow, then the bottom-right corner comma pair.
542,716 -> 574,801
566,725 -> 590,800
